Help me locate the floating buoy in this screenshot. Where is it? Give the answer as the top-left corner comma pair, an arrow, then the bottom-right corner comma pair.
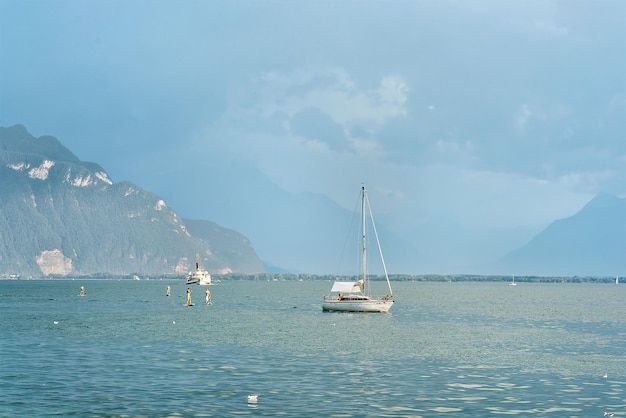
247,394 -> 258,403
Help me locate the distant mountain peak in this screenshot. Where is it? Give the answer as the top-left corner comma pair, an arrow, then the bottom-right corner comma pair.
1,125 -> 114,189
581,193 -> 623,212
0,124 -> 80,163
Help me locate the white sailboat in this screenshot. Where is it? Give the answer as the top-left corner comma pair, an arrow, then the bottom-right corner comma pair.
322,185 -> 394,313
509,275 -> 517,286
616,276 -> 619,285
186,253 -> 211,285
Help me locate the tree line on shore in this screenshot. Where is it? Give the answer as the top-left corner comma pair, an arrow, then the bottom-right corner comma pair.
6,272 -> 618,284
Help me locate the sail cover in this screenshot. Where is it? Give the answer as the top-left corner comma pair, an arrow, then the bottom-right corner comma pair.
330,281 -> 362,293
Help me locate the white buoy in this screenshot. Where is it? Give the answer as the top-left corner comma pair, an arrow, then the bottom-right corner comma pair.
247,394 -> 258,403
53,321 -> 59,325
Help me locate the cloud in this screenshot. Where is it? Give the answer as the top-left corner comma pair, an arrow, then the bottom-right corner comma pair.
377,76 -> 409,118
212,69 -> 409,158
412,165 -> 594,229
288,106 -> 350,152
515,104 -> 532,131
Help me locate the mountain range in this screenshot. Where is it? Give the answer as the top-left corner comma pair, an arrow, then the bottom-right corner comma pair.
0,125 -> 263,276
174,158 -> 625,277
1,124 -> 624,277
497,193 -> 626,276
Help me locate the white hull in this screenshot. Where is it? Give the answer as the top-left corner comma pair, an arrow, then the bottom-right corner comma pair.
322,297 -> 394,313
186,277 -> 200,285
186,271 -> 210,285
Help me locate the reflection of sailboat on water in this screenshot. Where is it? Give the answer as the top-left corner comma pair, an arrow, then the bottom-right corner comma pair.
509,275 -> 517,286
322,185 -> 394,313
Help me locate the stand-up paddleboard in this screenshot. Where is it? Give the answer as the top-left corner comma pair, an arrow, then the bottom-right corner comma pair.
185,303 -> 195,307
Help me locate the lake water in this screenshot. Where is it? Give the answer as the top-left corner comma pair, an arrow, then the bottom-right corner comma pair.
1,279 -> 624,417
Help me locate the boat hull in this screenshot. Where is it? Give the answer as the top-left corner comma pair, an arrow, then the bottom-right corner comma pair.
322,298 -> 394,313
186,271 -> 211,285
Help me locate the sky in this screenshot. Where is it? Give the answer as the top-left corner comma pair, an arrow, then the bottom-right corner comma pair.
1,0 -> 625,237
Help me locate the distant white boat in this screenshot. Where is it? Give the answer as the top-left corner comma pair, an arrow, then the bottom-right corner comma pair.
322,185 -> 394,313
186,254 -> 211,285
509,275 -> 517,286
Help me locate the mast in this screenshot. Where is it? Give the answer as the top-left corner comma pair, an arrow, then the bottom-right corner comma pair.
361,185 -> 367,293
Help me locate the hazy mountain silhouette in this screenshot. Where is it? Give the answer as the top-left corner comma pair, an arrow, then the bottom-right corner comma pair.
496,194 -> 626,276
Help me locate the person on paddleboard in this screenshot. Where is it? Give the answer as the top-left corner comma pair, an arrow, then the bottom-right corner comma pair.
186,287 -> 192,306
80,286 -> 85,296
166,285 -> 170,296
205,288 -> 211,304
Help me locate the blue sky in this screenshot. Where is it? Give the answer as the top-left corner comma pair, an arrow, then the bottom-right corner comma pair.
1,0 -> 625,236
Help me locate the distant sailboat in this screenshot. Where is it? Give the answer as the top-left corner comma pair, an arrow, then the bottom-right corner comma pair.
616,276 -> 619,285
509,275 -> 517,286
